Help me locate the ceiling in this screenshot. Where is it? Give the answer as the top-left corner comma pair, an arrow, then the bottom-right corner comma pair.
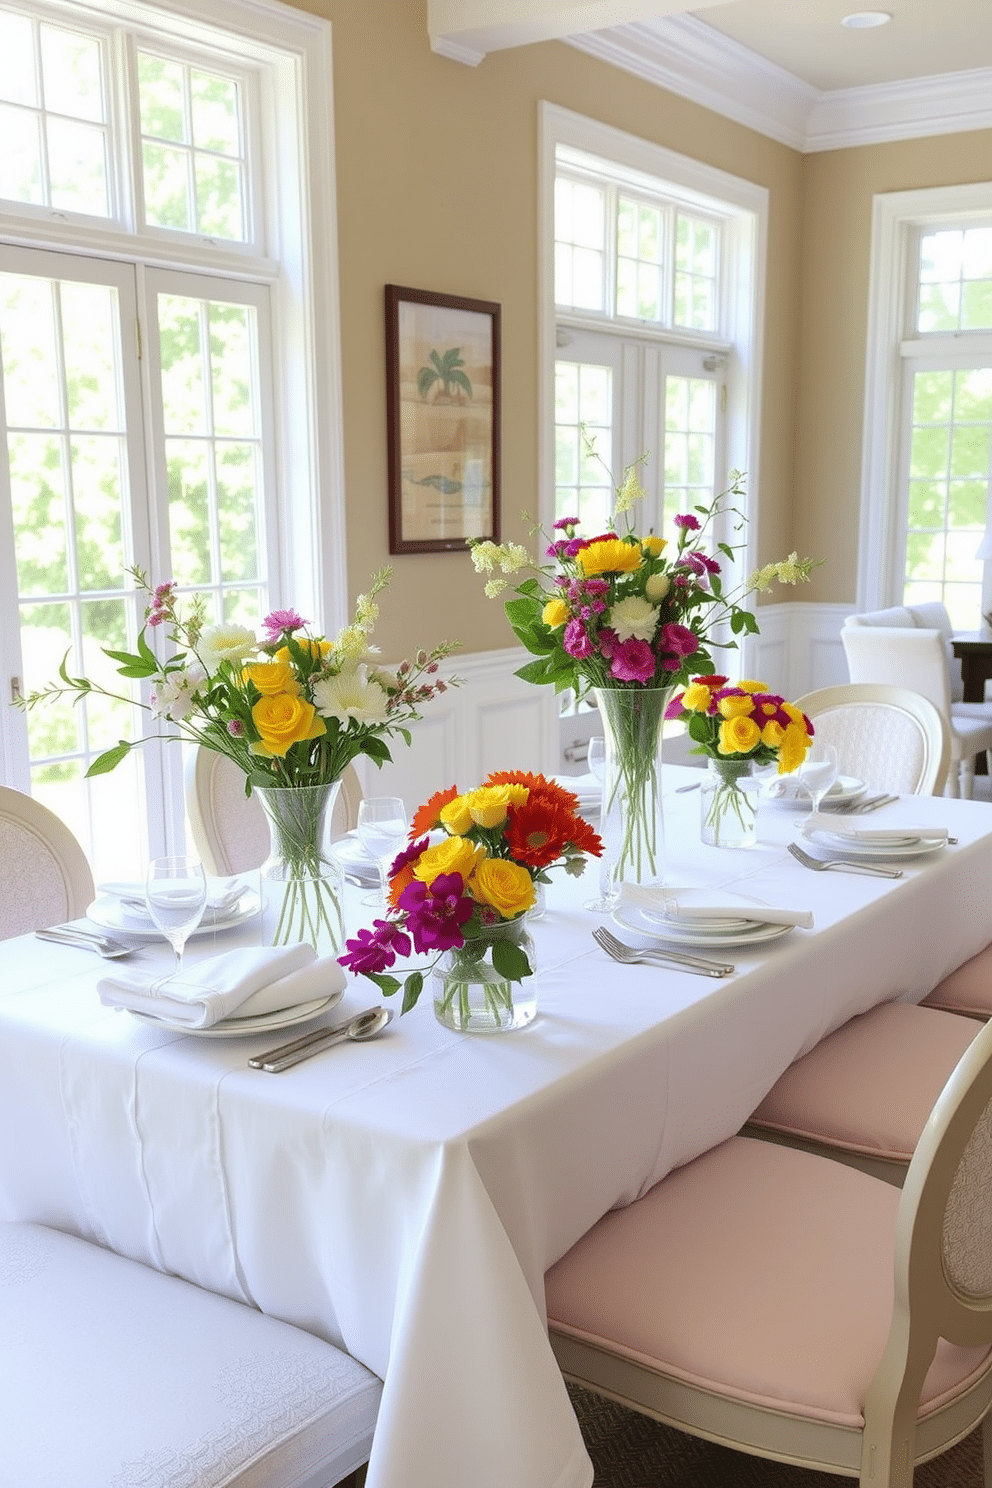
428,0 -> 992,150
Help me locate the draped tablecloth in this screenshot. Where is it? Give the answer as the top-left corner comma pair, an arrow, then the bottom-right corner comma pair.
2,775 -> 992,1488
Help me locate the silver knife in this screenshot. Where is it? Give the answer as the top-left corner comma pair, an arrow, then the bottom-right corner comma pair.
247,1006 -> 379,1070
854,793 -> 899,813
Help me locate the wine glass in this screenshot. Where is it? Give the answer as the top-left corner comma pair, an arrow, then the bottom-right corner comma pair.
795,740 -> 840,815
584,736 -> 619,912
145,856 -> 207,976
357,797 -> 409,908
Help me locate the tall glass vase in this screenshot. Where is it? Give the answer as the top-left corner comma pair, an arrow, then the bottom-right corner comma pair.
255,782 -> 345,956
593,686 -> 674,888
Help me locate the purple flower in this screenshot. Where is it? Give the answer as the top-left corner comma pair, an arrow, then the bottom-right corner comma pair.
262,608 -> 307,641
597,627 -> 619,660
339,919 -> 411,976
546,541 -> 570,559
554,516 -> 579,530
674,513 -> 701,531
681,552 -> 721,579
227,718 -> 245,736
398,875 -> 474,954
665,691 -> 686,719
610,638 -> 656,683
563,617 -> 594,659
658,622 -> 699,658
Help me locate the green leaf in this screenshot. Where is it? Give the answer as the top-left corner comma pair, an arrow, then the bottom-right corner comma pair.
85,741 -> 132,777
730,610 -> 746,634
360,736 -> 392,763
492,938 -> 532,983
102,647 -> 146,667
504,597 -> 541,627
401,971 -> 424,1013
368,972 -> 401,998
115,663 -> 160,678
137,630 -> 160,668
514,656 -> 562,686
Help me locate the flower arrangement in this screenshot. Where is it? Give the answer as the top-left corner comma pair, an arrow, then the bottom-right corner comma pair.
666,676 -> 815,845
339,772 -> 602,1023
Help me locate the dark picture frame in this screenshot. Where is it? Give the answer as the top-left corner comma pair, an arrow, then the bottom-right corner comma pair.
385,285 -> 501,554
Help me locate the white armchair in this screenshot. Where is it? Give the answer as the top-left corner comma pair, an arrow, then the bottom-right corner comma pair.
842,614 -> 992,798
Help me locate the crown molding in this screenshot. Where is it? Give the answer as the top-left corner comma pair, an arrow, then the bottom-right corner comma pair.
567,15 -> 992,153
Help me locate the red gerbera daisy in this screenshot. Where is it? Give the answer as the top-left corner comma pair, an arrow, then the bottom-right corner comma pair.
504,798 -> 577,868
409,785 -> 459,838
484,769 -> 580,814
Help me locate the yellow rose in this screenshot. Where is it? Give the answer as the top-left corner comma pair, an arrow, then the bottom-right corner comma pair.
780,701 -> 806,726
461,784 -> 529,830
717,693 -> 757,719
738,679 -> 768,694
761,719 -> 786,749
250,693 -> 325,757
778,720 -> 812,774
242,660 -> 300,697
276,637 -> 331,662
470,858 -> 535,919
718,715 -> 761,755
414,835 -> 485,884
682,682 -> 715,713
641,534 -> 667,557
542,598 -> 569,629
439,794 -> 474,836
575,539 -> 643,577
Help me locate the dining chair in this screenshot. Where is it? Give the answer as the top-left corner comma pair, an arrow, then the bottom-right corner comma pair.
793,682 -> 950,796
1,1219 -> 381,1488
921,941 -> 992,1021
842,615 -> 992,798
185,746 -> 363,876
545,1012 -> 992,1488
0,785 -> 95,938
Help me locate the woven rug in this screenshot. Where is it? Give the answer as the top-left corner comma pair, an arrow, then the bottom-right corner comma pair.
568,1383 -> 984,1486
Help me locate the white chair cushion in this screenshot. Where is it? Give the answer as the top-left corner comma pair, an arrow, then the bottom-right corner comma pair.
0,1222 -> 381,1488
923,942 -> 992,1019
846,606 -> 915,628
748,1002 -> 981,1160
545,1137 -> 992,1430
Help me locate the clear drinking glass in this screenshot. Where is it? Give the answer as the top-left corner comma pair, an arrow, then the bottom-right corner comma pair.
145,856 -> 207,974
795,741 -> 840,814
584,736 -> 619,912
357,797 -> 409,908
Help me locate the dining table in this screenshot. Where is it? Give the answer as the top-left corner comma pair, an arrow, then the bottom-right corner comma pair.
2,766 -> 992,1488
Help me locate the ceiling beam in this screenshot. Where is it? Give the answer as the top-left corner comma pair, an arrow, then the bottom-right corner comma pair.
428,0 -> 736,65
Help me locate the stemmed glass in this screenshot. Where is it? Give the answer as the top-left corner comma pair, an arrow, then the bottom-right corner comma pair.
145,856 -> 207,976
795,740 -> 840,815
357,797 -> 409,909
584,736 -> 619,913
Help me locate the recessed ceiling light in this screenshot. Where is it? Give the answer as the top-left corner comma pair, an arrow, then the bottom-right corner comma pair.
841,11 -> 893,27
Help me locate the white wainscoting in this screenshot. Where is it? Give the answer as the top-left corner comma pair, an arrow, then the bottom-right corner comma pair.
360,607 -> 853,809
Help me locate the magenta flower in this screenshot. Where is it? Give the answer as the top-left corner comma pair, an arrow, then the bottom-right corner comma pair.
665,691 -> 686,719
339,919 -> 411,975
563,618 -> 594,659
262,608 -> 307,641
658,622 -> 699,659
681,552 -> 720,578
227,718 -> 245,736
674,513 -> 701,531
398,874 -> 474,954
610,638 -> 655,683
554,516 -> 579,530
597,627 -> 619,660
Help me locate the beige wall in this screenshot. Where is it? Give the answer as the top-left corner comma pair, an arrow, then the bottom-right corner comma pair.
798,131 -> 992,605
292,0 -> 990,650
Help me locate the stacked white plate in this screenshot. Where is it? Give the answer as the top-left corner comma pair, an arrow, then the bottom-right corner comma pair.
614,886 -> 804,949
766,774 -> 867,810
800,818 -> 948,862
329,831 -> 382,885
88,888 -> 262,940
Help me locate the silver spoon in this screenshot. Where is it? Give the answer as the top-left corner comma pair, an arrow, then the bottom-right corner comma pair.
250,1006 -> 393,1072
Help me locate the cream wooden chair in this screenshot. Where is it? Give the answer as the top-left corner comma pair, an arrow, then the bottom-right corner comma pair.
794,683 -> 950,796
185,747 -> 363,877
0,786 -> 95,938
842,616 -> 992,798
546,1014 -> 992,1488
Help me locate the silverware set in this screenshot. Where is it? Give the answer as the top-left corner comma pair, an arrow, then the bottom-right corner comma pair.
35,925 -> 135,958
787,841 -> 903,879
820,792 -> 899,814
593,925 -> 734,978
248,1006 -> 392,1071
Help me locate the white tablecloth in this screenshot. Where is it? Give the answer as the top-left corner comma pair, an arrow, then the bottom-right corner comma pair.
2,772 -> 992,1488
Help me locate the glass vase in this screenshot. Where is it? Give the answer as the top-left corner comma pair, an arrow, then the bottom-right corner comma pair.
700,758 -> 757,849
593,686 -> 674,888
255,782 -> 345,956
433,916 -> 537,1034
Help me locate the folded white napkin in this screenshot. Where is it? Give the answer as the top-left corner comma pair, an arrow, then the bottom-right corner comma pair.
98,944 -> 345,1028
620,882 -> 814,930
806,815 -> 949,843
98,878 -> 246,923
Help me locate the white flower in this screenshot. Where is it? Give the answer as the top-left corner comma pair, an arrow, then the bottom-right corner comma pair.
312,666 -> 389,724
470,540 -> 529,576
645,572 -> 671,603
149,664 -> 206,722
608,596 -> 659,643
198,623 -> 257,672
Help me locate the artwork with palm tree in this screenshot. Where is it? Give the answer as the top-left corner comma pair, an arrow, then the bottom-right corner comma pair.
386,285 -> 501,554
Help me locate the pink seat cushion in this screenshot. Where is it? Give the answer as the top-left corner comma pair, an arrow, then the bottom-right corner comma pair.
545,1137 -> 992,1429
922,943 -> 992,1019
748,1003 -> 980,1161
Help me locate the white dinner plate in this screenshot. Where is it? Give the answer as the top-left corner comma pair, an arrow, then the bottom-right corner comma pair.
799,825 -> 947,862
613,903 -> 793,948
767,774 -> 866,810
130,991 -> 341,1038
329,834 -> 381,883
86,890 -> 261,941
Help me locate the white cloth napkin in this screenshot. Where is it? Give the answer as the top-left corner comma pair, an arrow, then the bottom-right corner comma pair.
805,815 -> 949,843
620,882 -> 814,929
98,878 -> 246,923
97,944 -> 344,1028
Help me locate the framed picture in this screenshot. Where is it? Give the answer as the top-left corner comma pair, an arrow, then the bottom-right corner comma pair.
385,285 -> 500,554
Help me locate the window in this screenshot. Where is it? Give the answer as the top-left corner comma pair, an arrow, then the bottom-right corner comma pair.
0,0 -> 343,880
860,186 -> 992,630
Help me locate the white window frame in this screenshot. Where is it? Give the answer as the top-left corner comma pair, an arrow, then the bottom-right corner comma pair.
859,181 -> 992,612
0,0 -> 346,825
539,102 -> 768,617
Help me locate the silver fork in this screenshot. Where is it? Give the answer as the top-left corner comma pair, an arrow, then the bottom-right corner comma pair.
787,841 -> 903,879
593,926 -> 734,978
35,926 -> 134,958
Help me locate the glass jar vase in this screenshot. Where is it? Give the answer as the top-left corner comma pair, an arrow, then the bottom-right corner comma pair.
700,758 -> 757,849
255,781 -> 345,955
432,916 -> 536,1034
593,685 -> 675,887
